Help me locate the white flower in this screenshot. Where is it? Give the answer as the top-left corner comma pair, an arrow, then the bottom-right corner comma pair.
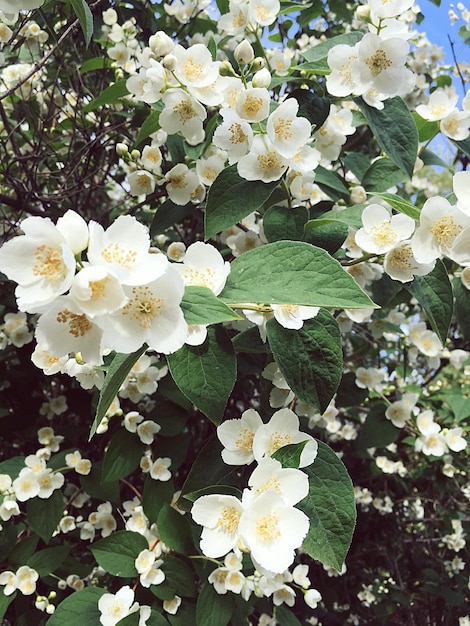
140,145 -> 163,173
165,163 -> 200,205
128,170 -> 156,197
98,585 -> 139,626
35,295 -> 104,365
367,0 -> 415,18
12,468 -> 40,501
445,428 -> 467,453
99,267 -> 188,355
252,408 -> 318,468
87,215 -> 168,286
14,566 -> 39,596
150,457 -> 172,481
266,99 -> 311,158
271,304 -> 320,330
415,411 -> 448,457
236,88 -> 271,123
239,490 -> 309,573
126,59 -> 166,104
247,0 -> 280,26
163,595 -> 181,614
159,88 -> 207,146
247,457 -> 309,506
137,420 -> 161,445
173,241 -> 230,296
0,216 -> 76,312
327,43 -> 360,97
384,242 -> 435,283
237,135 -> 288,183
0,0 -> 44,13
416,88 -> 458,121
56,210 -> 89,255
355,205 -> 415,255
70,265 -> 127,317
304,588 -> 322,609
411,196 -> 470,264
213,109 -> 254,164
440,109 -> 470,141
173,43 -> 219,88
191,494 -> 244,558
217,408 -> 264,465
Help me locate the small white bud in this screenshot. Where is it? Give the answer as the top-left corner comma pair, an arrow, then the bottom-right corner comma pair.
350,185 -> 367,205
355,5 -> 371,21
167,242 -> 186,262
234,40 -> 255,65
149,31 -> 174,56
252,67 -> 271,88
116,143 -> 129,157
162,54 -> 177,71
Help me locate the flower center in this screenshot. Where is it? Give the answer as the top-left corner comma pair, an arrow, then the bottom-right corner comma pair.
269,432 -> 292,455
101,242 -> 137,269
430,215 -> 463,248
365,49 -> 392,76
122,286 -> 164,328
56,309 -> 93,337
216,506 -> 241,534
33,245 -> 65,281
255,513 -> 281,542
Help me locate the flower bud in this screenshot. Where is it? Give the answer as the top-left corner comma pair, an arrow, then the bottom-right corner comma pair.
350,185 -> 367,204
167,241 -> 186,262
149,31 -> 174,56
219,60 -> 238,77
162,53 -> 177,71
116,142 -> 129,157
130,149 -> 141,160
251,56 -> 265,72
234,40 -> 255,65
252,67 -> 271,88
355,5 -> 371,21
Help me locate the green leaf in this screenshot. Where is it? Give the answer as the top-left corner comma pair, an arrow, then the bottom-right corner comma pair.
0,456 -> 25,479
181,286 -> 242,326
356,404 -> 400,449
134,110 -> 161,149
220,241 -> 377,309
46,587 -> 107,626
447,395 -> 470,423
90,345 -> 147,439
157,503 -> 194,554
320,205 -> 365,229
405,259 -> 453,345
180,436 -> 235,507
343,152 -> 371,180
167,326 -> 236,425
156,556 -> 197,599
80,57 -> 113,73
80,462 -> 120,504
101,429 -> 143,482
315,165 -> 350,201
196,582 -> 234,626
69,0 -> 94,47
142,475 -> 174,524
27,546 -> 70,577
9,535 -> 39,570
205,165 -> 278,239
356,97 -> 418,178
299,441 -> 356,570
91,530 -> 148,577
453,136 -> 470,159
83,79 -> 129,113
275,605 -> 302,626
454,277 -> 470,341
150,200 -> 194,237
362,158 -> 408,192
272,441 -> 309,469
263,205 -> 308,242
369,192 -> 421,221
303,218 -> 349,254
0,591 -> 15,621
207,35 -> 218,61
420,148 -> 449,169
266,311 -> 342,413
412,112 -> 439,142
288,89 -> 330,129
300,31 -> 364,69
26,490 -> 64,543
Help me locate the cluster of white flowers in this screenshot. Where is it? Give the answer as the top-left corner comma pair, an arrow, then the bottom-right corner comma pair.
0,565 -> 39,596
98,585 -> 152,626
415,410 -> 467,457
192,407 -> 317,574
442,519 -> 466,552
0,311 -> 33,349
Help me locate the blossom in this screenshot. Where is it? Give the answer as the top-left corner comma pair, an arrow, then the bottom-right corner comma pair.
239,490 -> 309,573
70,265 -> 127,317
384,242 -> 435,283
87,215 -> 168,286
173,241 -> 231,296
159,88 -> 207,145
415,411 -> 448,457
98,585 -> 139,626
213,108 -> 253,164
411,196 -> 470,264
128,170 -> 156,197
165,163 -> 200,205
99,267 -> 188,355
173,43 -> 219,89
252,408 -> 318,468
150,457 -> 172,481
415,88 -> 458,121
271,304 -> 320,330
266,98 -> 312,158
236,87 -> 270,123
217,408 -> 264,465
453,171 -> 470,216
0,216 -> 76,312
355,205 -> 415,255
247,457 -> 309,506
237,135 -> 288,183
191,494 -> 244,557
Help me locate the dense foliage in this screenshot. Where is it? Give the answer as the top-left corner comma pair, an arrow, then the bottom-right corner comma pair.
0,0 -> 469,624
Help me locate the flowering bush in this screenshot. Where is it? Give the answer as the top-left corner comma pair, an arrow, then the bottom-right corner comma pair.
0,0 -> 469,624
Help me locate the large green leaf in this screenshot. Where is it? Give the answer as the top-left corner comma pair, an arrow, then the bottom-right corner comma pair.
405,259 -> 453,345
361,158 -> 408,192
157,503 -> 194,554
101,429 -> 144,483
26,490 -> 64,543
303,218 -> 349,254
69,0 -> 93,47
454,277 -> 470,341
263,205 -> 308,242
314,165 -> 350,202
83,79 -> 129,112
91,531 -> 148,577
117,610 -> 169,626
356,404 -> 400,450
356,97 -> 418,178
205,165 -> 278,239
299,441 -> 356,570
142,476 -> 174,524
151,556 -> 197,600
266,311 -> 342,413
46,588 -> 107,626
134,110 -> 162,149
288,89 -> 331,129
167,326 -> 236,424
150,200 -> 194,236
27,546 -> 70,577
90,345 -> 147,439
370,192 -> 421,221
196,582 -> 234,626
181,286 -> 242,326
220,241 -> 376,309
